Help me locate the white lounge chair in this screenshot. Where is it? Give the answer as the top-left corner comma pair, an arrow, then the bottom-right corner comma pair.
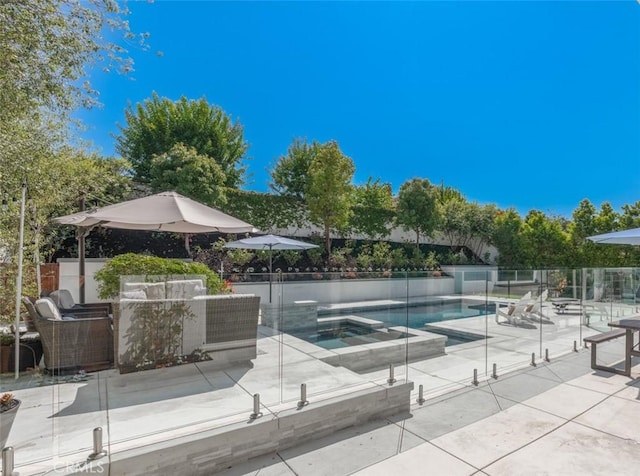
524,289 -> 549,322
495,292 -> 532,327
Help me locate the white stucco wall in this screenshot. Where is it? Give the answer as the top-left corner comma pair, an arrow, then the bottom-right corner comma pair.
232,276 -> 455,306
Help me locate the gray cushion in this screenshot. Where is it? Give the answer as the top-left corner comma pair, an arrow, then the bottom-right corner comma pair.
50,289 -> 76,309
35,297 -> 63,320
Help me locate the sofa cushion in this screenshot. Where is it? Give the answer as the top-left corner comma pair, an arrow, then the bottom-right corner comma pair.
35,297 -> 63,320
120,290 -> 147,300
123,282 -> 165,300
50,289 -> 76,309
165,279 -> 206,299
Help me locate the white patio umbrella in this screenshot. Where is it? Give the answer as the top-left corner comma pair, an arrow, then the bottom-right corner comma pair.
55,191 -> 257,234
587,228 -> 640,245
54,191 -> 257,300
223,234 -> 318,302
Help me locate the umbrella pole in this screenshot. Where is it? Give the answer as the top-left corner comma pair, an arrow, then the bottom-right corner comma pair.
269,247 -> 272,304
14,182 -> 26,379
79,194 -> 86,303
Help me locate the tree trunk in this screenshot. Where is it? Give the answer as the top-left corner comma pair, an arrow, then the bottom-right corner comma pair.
324,225 -> 331,256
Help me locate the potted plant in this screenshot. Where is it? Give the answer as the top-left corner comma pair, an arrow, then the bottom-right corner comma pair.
0,392 -> 20,449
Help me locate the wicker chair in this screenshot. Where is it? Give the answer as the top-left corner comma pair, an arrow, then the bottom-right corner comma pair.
21,297 -> 113,373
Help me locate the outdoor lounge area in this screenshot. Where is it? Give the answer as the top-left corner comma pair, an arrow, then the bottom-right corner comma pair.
2,267 -> 640,475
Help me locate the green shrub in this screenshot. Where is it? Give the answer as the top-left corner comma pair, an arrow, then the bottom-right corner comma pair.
94,253 -> 225,299
372,242 -> 392,269
279,249 -> 300,267
389,248 -> 408,269
306,247 -> 324,266
356,245 -> 373,270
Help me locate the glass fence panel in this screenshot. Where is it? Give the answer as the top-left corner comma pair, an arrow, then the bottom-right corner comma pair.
277,271 -> 410,406
536,269 -> 583,365
486,270 -> 542,376
10,266 -> 639,472
2,271 -> 110,471
401,269 -> 488,400
95,273 -> 265,466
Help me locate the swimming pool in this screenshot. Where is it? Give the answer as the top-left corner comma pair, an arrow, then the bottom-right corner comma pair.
327,299 -> 490,330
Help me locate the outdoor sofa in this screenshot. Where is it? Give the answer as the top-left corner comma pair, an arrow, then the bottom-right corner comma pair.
113,279 -> 260,373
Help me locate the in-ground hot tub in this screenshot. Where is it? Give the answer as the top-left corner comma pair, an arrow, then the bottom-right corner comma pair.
306,316 -> 447,373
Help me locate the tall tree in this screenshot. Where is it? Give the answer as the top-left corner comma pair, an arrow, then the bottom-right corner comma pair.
491,208 -> 526,268
306,141 -> 355,255
0,0 -> 141,322
435,182 -> 465,205
396,178 -> 440,247
116,93 -> 248,187
521,210 -> 570,267
269,138 -> 318,198
150,143 -> 227,206
0,0 -> 143,124
350,178 -> 394,240
620,201 -> 640,230
440,198 -> 470,248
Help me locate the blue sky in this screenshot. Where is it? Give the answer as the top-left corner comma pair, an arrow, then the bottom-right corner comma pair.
78,0 -> 640,218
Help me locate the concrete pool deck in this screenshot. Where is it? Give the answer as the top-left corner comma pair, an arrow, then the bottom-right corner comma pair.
218,341 -> 640,476
2,302 -> 638,474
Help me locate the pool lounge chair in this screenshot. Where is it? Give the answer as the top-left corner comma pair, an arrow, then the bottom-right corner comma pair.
495,292 -> 533,327
524,289 -> 549,322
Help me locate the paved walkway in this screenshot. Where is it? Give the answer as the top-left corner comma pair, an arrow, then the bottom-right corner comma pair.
218,341 -> 640,476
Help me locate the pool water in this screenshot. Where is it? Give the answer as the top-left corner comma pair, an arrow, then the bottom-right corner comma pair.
305,325 -> 409,350
347,299 -> 489,329
304,300 -> 489,350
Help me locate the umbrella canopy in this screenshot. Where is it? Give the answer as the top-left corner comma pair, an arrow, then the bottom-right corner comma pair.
587,228 -> 640,245
224,234 -> 319,252
54,191 -> 257,303
224,234 -> 318,302
54,191 -> 257,234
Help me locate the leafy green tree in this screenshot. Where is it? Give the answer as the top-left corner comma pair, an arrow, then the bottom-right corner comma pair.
620,201 -> 640,230
396,178 -> 440,248
269,138 -> 318,198
116,93 -> 248,187
568,199 -> 599,267
435,182 -> 465,205
570,199 -> 598,241
465,203 -> 497,261
350,178 -> 394,240
150,143 -> 227,206
521,210 -> 570,267
306,141 -> 355,255
0,0 -> 144,124
491,208 -> 526,268
440,198 -> 470,248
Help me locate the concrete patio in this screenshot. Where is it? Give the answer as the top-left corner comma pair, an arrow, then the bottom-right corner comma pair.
1,301 -> 638,475
219,340 -> 640,476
